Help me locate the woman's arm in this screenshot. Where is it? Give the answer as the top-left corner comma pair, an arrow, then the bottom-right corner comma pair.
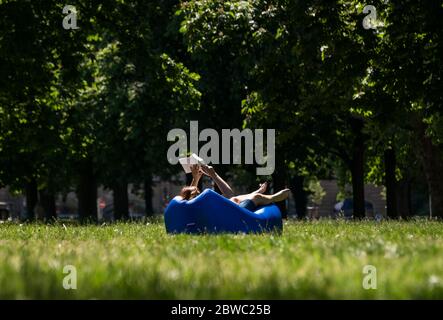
201,165 -> 234,198
190,164 -> 203,187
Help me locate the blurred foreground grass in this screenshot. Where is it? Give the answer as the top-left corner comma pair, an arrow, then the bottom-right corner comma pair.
0,219 -> 442,299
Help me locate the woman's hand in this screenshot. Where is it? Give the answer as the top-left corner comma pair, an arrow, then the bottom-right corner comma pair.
201,164 -> 216,178
191,164 -> 203,180
190,164 -> 203,187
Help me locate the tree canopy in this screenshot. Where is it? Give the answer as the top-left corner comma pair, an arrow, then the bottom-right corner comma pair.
1,0 -> 442,220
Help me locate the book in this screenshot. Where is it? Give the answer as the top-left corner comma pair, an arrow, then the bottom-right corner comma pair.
178,153 -> 206,173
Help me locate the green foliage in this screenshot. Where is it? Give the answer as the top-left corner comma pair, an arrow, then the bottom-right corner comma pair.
0,0 -> 201,195
0,0 -> 92,191
179,0 -> 377,183
307,178 -> 326,206
1,0 -> 442,218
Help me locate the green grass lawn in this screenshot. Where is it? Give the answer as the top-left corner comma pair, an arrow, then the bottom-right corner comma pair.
0,219 -> 442,299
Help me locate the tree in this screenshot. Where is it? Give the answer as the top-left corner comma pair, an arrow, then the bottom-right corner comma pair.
0,0 -> 201,221
371,0 -> 443,218
0,1 -> 92,220
180,0 -> 375,218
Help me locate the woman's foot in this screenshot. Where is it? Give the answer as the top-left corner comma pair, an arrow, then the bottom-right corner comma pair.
257,182 -> 268,194
270,188 -> 290,202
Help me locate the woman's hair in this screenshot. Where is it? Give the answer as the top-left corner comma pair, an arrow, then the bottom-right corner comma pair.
180,186 -> 200,200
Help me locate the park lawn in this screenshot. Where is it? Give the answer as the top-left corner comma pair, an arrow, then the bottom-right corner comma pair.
0,219 -> 442,299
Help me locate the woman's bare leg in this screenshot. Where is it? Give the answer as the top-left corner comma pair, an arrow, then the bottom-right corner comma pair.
231,188 -> 290,206
230,182 -> 268,203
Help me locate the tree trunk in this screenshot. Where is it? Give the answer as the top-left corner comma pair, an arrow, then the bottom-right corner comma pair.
77,160 -> 97,222
417,125 -> 443,219
384,147 -> 398,219
290,175 -> 307,219
113,181 -> 129,221
350,118 -> 366,219
144,177 -> 153,217
25,177 -> 38,221
396,178 -> 412,219
39,188 -> 56,221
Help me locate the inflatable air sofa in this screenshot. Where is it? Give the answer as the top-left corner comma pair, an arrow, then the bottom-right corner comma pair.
164,189 -> 282,234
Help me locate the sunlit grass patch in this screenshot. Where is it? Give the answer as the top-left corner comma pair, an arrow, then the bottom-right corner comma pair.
0,219 -> 442,299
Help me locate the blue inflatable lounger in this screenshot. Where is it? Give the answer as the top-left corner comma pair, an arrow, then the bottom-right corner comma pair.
164,189 -> 283,234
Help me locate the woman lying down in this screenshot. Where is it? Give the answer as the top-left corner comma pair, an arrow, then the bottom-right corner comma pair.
178,164 -> 290,212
